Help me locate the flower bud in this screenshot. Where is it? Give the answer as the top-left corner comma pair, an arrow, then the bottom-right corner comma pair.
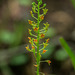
26,45 -> 29,51
32,2 -> 35,6
34,27 -> 38,32
34,39 -> 37,43
43,50 -> 47,53
46,60 -> 51,66
34,64 -> 38,67
40,33 -> 45,38
28,20 -> 32,25
43,3 -> 46,7
30,11 -> 32,15
39,0 -> 42,5
40,15 -> 44,20
32,46 -> 35,49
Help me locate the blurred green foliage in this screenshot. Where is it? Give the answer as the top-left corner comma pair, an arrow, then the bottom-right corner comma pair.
54,49 -> 68,61
10,54 -> 28,66
0,61 -> 14,75
0,24 -> 24,47
45,27 -> 56,38
71,0 -> 75,8
0,21 -> 27,75
59,37 -> 75,70
0,30 -> 14,44
12,24 -> 24,47
19,0 -> 32,6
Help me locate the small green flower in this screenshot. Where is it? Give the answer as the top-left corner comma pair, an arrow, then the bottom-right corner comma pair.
43,3 -> 46,7
43,8 -> 48,15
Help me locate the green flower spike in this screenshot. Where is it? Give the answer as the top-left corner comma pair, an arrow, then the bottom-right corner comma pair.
26,0 -> 51,75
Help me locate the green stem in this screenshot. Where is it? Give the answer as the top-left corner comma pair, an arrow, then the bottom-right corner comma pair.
37,1 -> 40,75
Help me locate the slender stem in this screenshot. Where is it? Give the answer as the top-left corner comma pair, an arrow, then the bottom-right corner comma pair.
37,1 -> 40,75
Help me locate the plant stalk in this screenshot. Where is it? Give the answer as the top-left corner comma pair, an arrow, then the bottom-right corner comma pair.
37,1 -> 40,75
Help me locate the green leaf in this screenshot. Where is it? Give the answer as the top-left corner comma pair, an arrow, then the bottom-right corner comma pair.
10,55 -> 28,66
59,37 -> 75,70
54,49 -> 68,61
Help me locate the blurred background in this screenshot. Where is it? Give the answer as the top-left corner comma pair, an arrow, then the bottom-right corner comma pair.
0,0 -> 75,75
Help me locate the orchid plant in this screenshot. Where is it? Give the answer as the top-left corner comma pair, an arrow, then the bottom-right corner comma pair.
26,0 -> 51,75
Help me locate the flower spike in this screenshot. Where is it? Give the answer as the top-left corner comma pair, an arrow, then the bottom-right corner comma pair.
26,0 -> 51,75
